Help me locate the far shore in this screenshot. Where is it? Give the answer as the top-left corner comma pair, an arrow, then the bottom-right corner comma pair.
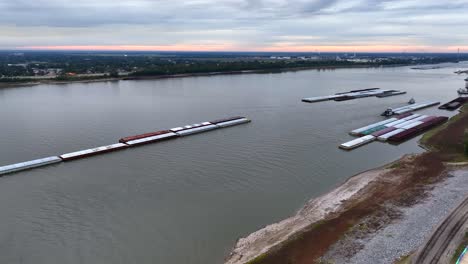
0,63 -> 403,89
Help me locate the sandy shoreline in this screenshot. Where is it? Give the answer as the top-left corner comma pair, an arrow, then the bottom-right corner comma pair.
226,164 -> 393,264
0,64 -> 379,89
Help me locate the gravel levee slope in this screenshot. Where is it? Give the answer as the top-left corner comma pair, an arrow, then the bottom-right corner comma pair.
324,169 -> 468,264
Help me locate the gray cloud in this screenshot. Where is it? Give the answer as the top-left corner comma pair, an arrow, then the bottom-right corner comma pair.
0,0 -> 468,50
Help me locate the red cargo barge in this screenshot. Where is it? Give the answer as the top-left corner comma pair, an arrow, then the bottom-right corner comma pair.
396,112 -> 414,119
372,127 -> 397,137
119,130 -> 172,143
439,97 -> 468,111
388,116 -> 448,143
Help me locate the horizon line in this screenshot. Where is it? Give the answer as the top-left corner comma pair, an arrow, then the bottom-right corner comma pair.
7,45 -> 467,54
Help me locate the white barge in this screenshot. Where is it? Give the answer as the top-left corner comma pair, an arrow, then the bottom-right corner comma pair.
378,129 -> 406,141
349,118 -> 398,136
0,156 -> 62,175
393,116 -> 427,129
384,114 -> 421,127
339,135 -> 376,150
391,102 -> 440,115
60,143 -> 129,161
302,95 -> 342,103
214,117 -> 251,128
126,132 -> 178,146
172,122 -> 219,136
399,121 -> 424,130
302,88 -> 405,103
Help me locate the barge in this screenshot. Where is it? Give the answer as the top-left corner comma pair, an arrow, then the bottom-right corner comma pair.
172,122 -> 219,136
395,102 -> 440,114
0,156 -> 62,175
381,102 -> 440,116
376,91 -> 407,98
209,116 -> 245,124
126,131 -> 178,146
0,115 -> 251,176
211,117 -> 251,128
383,114 -> 421,128
392,116 -> 427,129
339,135 -> 376,150
344,113 -> 448,147
350,113 -> 422,136
303,88 -> 405,103
349,118 -> 398,136
377,129 -> 406,142
439,97 -> 468,111
360,125 -> 388,135
371,127 -> 397,137
334,89 -> 394,101
119,130 -> 173,143
60,143 -> 129,161
392,101 -> 440,115
388,116 -> 449,143
336,88 -> 380,94
302,95 -> 342,103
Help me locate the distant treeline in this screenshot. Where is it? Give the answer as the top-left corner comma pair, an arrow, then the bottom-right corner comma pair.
0,52 -> 466,81
128,57 -> 462,77
130,60 -> 359,76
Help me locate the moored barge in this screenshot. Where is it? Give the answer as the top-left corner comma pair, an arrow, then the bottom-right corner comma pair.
439,97 -> 468,111
119,130 -> 173,143
60,143 -> 129,161
172,122 -> 219,136
125,131 -> 178,146
388,116 -> 449,143
339,135 -> 376,150
212,117 -> 251,128
0,156 -> 62,176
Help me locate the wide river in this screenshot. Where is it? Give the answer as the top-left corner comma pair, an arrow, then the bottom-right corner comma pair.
0,63 -> 466,264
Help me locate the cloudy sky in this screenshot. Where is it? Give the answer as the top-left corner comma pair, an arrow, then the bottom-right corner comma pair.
1,0 -> 468,52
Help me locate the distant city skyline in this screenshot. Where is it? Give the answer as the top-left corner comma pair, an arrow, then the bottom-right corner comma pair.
1,0 -> 468,52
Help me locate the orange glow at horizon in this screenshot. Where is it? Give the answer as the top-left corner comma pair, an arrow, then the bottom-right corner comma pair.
22,45 -> 238,52
20,44 -> 466,53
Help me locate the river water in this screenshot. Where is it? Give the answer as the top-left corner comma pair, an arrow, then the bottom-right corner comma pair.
0,63 -> 466,264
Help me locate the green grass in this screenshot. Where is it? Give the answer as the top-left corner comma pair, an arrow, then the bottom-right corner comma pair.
451,232 -> 468,263
421,105 -> 468,147
419,104 -> 468,162
387,161 -> 402,169
394,253 -> 413,264
246,253 -> 269,264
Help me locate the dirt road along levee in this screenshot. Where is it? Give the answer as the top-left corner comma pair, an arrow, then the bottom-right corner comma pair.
412,194 -> 468,264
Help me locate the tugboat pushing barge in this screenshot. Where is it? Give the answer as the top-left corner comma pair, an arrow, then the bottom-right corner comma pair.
381,98 -> 416,116
458,78 -> 468,96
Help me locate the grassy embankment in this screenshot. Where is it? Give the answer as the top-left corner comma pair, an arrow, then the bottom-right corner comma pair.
451,232 -> 468,264
421,104 -> 468,163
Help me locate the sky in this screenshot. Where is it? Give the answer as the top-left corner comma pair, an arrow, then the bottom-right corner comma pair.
1,0 -> 468,52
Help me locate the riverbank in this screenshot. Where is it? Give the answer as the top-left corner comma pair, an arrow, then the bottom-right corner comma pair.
226,106 -> 468,264
0,64 -> 382,89
0,77 -> 121,89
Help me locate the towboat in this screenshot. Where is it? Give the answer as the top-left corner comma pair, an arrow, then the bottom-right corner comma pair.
458,88 -> 468,96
